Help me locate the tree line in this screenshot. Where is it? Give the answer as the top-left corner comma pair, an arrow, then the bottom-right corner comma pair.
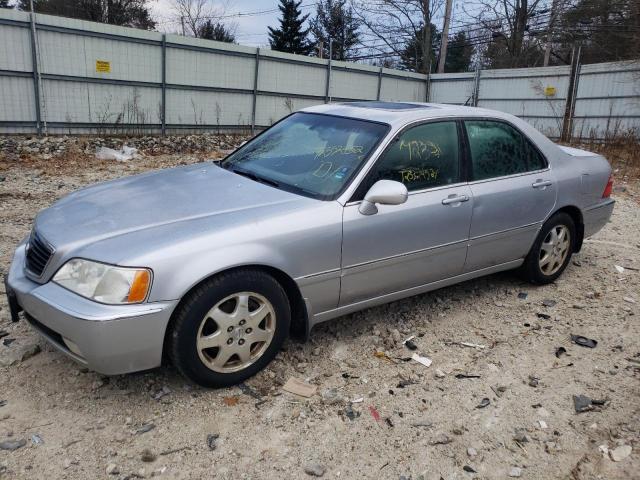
2,0 -> 638,73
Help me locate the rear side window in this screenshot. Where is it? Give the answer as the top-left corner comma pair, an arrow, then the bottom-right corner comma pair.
364,121 -> 460,192
465,120 -> 546,181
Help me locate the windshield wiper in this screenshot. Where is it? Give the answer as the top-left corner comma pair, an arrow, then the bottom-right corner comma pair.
230,168 -> 281,189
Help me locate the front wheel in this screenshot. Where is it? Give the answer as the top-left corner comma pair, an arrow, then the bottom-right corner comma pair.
168,269 -> 290,387
520,212 -> 575,284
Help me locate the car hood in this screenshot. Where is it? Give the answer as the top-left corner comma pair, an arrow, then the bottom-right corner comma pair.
35,162 -> 303,249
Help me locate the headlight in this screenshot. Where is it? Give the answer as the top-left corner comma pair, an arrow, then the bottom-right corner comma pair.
53,259 -> 151,304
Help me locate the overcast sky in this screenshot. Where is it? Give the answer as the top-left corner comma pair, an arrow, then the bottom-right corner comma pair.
150,0 -> 316,47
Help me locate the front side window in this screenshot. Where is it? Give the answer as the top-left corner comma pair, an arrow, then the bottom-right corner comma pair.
361,121 -> 460,194
220,112 -> 389,200
465,120 -> 546,181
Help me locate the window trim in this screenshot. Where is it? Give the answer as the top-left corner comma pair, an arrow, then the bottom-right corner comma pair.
460,117 -> 550,183
348,118 -> 465,202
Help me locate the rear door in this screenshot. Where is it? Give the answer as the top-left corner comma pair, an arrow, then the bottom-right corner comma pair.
462,119 -> 557,272
340,120 -> 473,306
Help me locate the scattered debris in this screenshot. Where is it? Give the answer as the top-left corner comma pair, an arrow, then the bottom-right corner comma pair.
455,373 -> 481,379
467,447 -> 478,458
0,331 -> 8,339
238,383 -> 262,400
404,339 -> 418,351
514,428 -> 530,444
411,352 -> 432,367
0,438 -> 26,451
555,347 -> 567,358
528,375 -> 540,387
0,400 -> 6,407
609,445 -> 632,462
463,465 -> 477,473
490,385 -> 507,397
140,448 -> 156,462
459,341 -> 488,349
31,434 -> 43,445
614,265 -> 625,273
223,396 -> 240,406
542,299 -> 557,307
152,385 -> 171,401
509,466 -> 523,478
571,335 -> 598,348
303,462 -> 326,477
411,420 -> 433,428
538,420 -> 548,429
282,378 -> 317,398
105,463 -> 119,475
518,292 -> 528,299
476,398 -> 490,409
207,433 -> 219,451
344,404 -> 359,421
573,395 -> 607,413
135,423 -> 156,435
434,369 -> 446,378
623,296 -> 636,304
96,145 -> 139,162
0,342 -> 40,367
368,406 -> 381,422
321,388 -> 344,405
537,312 -> 552,320
429,433 -> 452,445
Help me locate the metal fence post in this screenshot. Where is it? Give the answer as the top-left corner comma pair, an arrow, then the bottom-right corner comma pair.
325,39 -> 332,103
28,12 -> 42,135
376,66 -> 383,101
426,70 -> 431,102
161,34 -> 166,136
472,67 -> 481,106
561,46 -> 581,142
251,47 -> 260,135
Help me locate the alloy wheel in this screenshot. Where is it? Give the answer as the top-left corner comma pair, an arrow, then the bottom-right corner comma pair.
539,225 -> 571,276
196,292 -> 275,373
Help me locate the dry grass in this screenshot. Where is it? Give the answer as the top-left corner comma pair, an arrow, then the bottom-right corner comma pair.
569,131 -> 640,180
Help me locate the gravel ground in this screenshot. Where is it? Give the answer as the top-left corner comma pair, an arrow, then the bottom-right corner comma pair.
0,149 -> 638,480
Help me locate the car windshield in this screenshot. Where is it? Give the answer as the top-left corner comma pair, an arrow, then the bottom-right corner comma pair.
221,112 -> 389,200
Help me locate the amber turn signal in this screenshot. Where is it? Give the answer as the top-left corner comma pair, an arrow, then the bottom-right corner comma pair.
127,270 -> 151,303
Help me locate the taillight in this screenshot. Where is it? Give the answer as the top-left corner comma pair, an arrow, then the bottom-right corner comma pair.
602,174 -> 613,198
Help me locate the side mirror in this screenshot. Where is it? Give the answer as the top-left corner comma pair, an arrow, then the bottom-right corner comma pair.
359,180 -> 408,216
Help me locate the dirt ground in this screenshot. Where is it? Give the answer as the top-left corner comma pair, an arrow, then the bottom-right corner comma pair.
0,149 -> 638,480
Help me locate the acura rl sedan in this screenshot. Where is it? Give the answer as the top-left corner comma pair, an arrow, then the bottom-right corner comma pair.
6,102 -> 614,387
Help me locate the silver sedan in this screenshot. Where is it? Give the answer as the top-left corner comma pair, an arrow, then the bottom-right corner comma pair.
6,102 -> 615,387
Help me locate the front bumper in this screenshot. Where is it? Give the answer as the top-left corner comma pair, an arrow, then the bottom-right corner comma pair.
6,243 -> 178,375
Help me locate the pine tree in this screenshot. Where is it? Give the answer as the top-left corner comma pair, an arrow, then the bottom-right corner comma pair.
198,20 -> 235,43
400,24 -> 439,73
0,0 -> 11,9
444,31 -> 474,72
268,0 -> 312,55
310,0 -> 360,60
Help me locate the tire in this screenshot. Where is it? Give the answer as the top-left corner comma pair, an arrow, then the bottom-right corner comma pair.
520,212 -> 576,285
168,269 -> 290,388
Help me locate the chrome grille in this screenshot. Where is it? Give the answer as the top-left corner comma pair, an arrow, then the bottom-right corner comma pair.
25,231 -> 53,277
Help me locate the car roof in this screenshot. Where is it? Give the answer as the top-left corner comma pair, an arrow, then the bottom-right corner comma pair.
300,101 -> 516,128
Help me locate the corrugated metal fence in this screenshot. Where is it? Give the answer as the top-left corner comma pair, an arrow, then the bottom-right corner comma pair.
1,9 -> 638,139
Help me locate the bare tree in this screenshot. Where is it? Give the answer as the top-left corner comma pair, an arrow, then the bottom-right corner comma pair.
350,0 -> 445,74
171,0 -> 234,38
464,0 -> 551,68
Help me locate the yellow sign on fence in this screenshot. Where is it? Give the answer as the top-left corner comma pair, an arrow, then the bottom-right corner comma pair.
544,85 -> 557,96
96,60 -> 111,73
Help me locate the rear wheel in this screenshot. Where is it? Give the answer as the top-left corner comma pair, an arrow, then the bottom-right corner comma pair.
168,269 -> 290,387
521,212 -> 575,284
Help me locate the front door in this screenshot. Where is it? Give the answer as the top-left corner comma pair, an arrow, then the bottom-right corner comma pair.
462,119 -> 557,272
340,120 -> 473,307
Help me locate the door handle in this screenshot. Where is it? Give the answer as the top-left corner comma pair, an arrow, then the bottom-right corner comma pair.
441,194 -> 469,205
532,179 -> 553,189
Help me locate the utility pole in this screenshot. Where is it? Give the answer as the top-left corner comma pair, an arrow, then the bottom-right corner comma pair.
317,40 -> 324,59
437,0 -> 453,73
543,0 -> 560,67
